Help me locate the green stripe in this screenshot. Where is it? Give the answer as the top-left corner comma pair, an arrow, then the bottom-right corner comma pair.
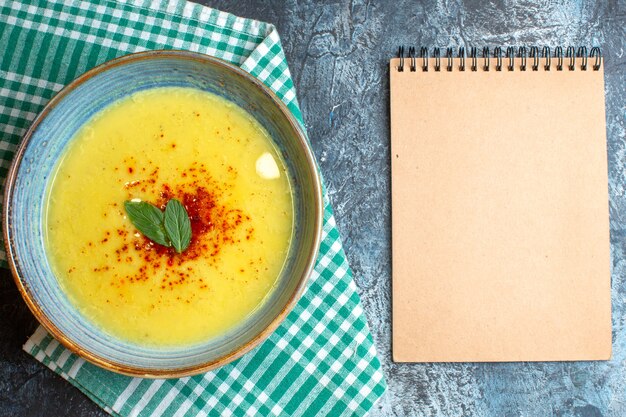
47,31 -> 72,83
282,373 -> 321,416
137,381 -> 175,417
252,349 -> 291,393
29,33 -> 52,81
1,17 -> 23,72
266,363 -> 306,408
15,17 -> 39,75
304,385 -> 334,417
0,4 -> 14,43
326,398 -> 349,417
119,379 -> 154,415
66,39 -> 89,83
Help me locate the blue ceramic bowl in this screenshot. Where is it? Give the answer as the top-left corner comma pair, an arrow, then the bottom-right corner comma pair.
3,51 -> 322,377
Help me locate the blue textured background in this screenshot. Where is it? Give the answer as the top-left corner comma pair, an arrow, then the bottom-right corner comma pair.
1,1 -> 625,416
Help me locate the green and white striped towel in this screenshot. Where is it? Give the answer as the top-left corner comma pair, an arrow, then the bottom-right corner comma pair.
0,1 -> 386,416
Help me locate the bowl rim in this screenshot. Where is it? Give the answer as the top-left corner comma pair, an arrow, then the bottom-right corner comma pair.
3,49 -> 323,378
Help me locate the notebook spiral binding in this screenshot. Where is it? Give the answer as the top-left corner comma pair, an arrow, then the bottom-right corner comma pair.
396,46 -> 601,72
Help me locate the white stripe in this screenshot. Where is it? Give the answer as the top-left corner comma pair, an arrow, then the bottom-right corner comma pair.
1,15 -> 142,58
22,339 -> 36,354
25,326 -> 49,351
7,108 -> 37,121
129,380 -> 165,417
0,123 -> 25,137
56,349 -> 72,368
3,70 -> 64,92
44,339 -> 59,356
112,378 -> 142,413
67,357 -> 85,378
152,377 -> 189,417
171,397 -> 193,417
47,361 -> 58,372
34,350 -> 46,361
181,2 -> 194,18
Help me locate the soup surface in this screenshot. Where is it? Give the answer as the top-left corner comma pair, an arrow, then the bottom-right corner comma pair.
45,87 -> 293,347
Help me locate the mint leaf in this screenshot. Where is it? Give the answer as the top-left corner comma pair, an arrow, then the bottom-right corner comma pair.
124,200 -> 170,247
164,199 -> 192,253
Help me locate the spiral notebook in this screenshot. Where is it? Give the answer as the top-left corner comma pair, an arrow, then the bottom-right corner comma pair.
390,46 -> 611,362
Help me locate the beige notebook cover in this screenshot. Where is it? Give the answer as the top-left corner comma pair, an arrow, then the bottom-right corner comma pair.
390,50 -> 611,362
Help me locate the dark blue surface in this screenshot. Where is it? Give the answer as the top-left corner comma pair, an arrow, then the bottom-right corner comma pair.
1,1 -> 625,416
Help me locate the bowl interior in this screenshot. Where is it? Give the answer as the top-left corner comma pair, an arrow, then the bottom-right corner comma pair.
6,52 -> 321,375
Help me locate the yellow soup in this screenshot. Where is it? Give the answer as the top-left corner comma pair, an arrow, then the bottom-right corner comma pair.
45,87 -> 293,347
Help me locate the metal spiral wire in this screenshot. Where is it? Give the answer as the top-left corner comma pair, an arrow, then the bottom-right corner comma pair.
396,46 -> 601,72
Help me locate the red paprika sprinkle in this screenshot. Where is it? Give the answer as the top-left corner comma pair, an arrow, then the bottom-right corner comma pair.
112,163 -> 251,290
